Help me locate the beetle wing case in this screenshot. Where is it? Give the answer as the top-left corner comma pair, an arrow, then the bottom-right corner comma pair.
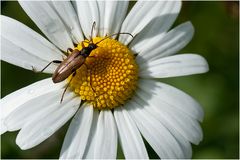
52,50 -> 85,83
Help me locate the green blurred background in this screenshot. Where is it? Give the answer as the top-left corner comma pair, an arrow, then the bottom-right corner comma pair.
1,1 -> 239,159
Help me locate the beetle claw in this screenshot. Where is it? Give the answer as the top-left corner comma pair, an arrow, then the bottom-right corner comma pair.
31,66 -> 38,73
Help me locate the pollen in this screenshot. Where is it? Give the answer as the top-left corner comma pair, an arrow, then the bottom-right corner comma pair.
68,37 -> 138,109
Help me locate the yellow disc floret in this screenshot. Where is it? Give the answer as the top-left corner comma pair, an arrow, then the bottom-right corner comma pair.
68,37 -> 138,109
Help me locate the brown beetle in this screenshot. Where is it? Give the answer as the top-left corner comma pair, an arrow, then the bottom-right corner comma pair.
38,22 -> 133,103
52,43 -> 97,83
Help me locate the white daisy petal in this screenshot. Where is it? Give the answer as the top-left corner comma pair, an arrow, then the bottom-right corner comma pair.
130,1 -> 181,53
134,91 -> 202,146
97,1 -> 129,37
105,1 -> 129,36
96,1 -> 105,37
136,81 -> 203,145
19,1 -> 74,51
52,1 -> 84,43
114,107 -> 148,159
136,21 -> 194,63
76,1 -> 99,38
82,110 -> 99,159
119,1 -> 181,45
4,90 -> 65,132
139,54 -> 209,78
16,95 -> 80,150
1,16 -> 64,73
134,96 -> 193,158
60,103 -> 94,159
1,37 -> 55,73
0,78 -> 64,135
94,110 -> 117,159
132,95 -> 193,158
125,100 -> 184,158
1,16 -> 63,62
138,79 -> 204,122
1,121 -> 7,135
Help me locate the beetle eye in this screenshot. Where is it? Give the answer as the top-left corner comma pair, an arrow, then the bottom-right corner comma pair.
88,44 -> 95,49
91,44 -> 97,49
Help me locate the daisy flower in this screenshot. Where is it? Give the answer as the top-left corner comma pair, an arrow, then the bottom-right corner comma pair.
1,1 -> 209,159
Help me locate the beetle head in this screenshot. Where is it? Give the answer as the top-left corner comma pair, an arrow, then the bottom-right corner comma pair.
88,43 -> 98,50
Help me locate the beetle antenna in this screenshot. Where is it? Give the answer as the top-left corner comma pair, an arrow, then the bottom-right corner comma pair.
90,21 -> 96,43
95,32 -> 133,45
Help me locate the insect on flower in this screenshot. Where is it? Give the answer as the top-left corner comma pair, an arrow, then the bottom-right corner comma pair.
1,1 -> 209,159
35,22 -> 133,103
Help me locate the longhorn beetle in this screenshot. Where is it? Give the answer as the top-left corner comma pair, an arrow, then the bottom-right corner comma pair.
38,22 -> 133,103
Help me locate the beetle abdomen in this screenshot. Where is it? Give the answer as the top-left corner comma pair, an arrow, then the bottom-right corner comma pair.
52,53 -> 85,83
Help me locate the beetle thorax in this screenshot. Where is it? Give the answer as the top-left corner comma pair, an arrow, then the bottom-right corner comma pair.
81,43 -> 97,58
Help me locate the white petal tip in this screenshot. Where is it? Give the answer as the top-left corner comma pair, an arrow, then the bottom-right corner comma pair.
16,133 -> 37,150
1,120 -> 7,134
196,55 -> 209,73
140,54 -> 209,78
16,140 -> 29,150
184,21 -> 195,34
0,128 -> 7,135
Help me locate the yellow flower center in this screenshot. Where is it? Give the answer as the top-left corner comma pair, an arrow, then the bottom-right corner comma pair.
68,37 -> 138,109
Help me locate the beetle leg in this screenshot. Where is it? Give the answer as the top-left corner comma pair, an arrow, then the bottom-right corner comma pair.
82,63 -> 96,93
87,55 -> 97,65
60,70 -> 76,103
88,68 -> 96,93
41,60 -> 62,72
31,66 -> 38,72
32,60 -> 62,73
62,55 -> 66,60
81,41 -> 86,48
67,48 -> 73,54
88,55 -> 98,58
87,55 -> 108,60
88,55 -> 110,61
89,69 -> 96,93
73,43 -> 78,47
83,40 -> 90,44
